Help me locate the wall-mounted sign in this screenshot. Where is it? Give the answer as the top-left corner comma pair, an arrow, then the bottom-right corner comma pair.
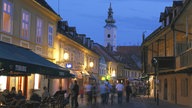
15,65 -> 27,72
66,63 -> 72,68
59,72 -> 65,76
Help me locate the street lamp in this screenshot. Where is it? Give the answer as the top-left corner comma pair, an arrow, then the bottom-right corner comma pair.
151,57 -> 159,105
63,52 -> 69,61
89,61 -> 94,75
89,62 -> 94,68
89,62 -> 94,83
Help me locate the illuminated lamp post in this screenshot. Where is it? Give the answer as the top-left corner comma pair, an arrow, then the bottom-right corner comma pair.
89,62 -> 94,83
63,52 -> 69,89
151,57 -> 159,105
89,61 -> 94,75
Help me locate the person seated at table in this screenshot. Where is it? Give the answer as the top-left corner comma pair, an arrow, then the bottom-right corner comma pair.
27,89 -> 41,108
0,89 -> 9,105
53,86 -> 65,98
10,90 -> 26,107
30,89 -> 41,102
7,87 -> 17,102
52,87 -> 66,104
41,86 -> 50,103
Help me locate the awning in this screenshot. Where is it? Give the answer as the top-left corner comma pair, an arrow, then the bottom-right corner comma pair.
0,41 -> 72,77
82,70 -> 89,76
70,70 -> 82,79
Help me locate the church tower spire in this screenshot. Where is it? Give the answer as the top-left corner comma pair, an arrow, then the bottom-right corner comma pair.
105,3 -> 115,24
104,3 -> 117,51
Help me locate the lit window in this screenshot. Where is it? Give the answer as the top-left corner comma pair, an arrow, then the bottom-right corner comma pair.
34,74 -> 40,89
2,0 -> 12,33
36,18 -> 43,44
21,10 -> 30,40
48,25 -> 53,47
0,76 -> 7,92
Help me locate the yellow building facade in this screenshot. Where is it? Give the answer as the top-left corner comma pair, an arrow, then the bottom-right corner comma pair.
55,21 -> 100,88
0,0 -> 64,98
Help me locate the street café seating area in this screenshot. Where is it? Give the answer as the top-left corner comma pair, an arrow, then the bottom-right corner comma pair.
0,41 -> 74,108
0,90 -> 71,108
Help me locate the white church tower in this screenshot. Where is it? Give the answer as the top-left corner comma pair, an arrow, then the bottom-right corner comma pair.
104,3 -> 117,51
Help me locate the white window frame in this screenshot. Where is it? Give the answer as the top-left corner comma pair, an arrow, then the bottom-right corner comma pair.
2,0 -> 13,34
36,17 -> 43,44
21,9 -> 30,40
48,24 -> 53,47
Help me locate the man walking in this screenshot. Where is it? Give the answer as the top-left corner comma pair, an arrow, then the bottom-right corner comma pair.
84,81 -> 92,105
105,79 -> 112,104
99,81 -> 107,105
125,81 -> 132,103
72,80 -> 79,108
116,81 -> 124,104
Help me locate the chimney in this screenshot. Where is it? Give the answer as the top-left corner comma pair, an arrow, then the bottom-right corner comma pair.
86,38 -> 90,47
90,40 -> 94,49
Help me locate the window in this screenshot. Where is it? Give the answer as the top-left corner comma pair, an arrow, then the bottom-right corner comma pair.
34,74 -> 40,89
48,24 -> 53,47
2,0 -> 12,33
181,78 -> 188,97
21,10 -> 30,40
36,18 -> 43,44
0,76 -> 7,92
108,34 -> 110,38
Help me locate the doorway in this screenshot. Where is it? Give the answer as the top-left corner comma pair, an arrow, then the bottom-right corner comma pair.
174,78 -> 177,104
164,79 -> 168,100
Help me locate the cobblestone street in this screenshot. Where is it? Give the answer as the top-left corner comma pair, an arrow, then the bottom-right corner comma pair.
77,95 -> 191,108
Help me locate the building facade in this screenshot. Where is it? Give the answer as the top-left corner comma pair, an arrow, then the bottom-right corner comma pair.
142,0 -> 192,106
56,21 -> 100,89
0,0 -> 68,99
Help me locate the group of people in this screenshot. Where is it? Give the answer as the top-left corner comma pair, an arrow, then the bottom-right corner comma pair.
81,79 -> 133,105
0,80 -> 134,108
0,86 -> 58,108
0,87 -> 26,108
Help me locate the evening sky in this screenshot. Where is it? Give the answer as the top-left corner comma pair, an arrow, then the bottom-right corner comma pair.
46,0 -> 173,46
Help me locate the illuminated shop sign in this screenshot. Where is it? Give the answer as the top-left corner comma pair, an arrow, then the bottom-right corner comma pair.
66,63 -> 72,68
15,65 -> 27,72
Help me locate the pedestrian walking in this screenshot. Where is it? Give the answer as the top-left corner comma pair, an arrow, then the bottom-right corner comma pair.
71,80 -> 79,108
99,81 -> 107,105
110,83 -> 116,104
125,81 -> 132,103
84,81 -> 92,105
132,85 -> 137,98
92,83 -> 97,104
116,81 -> 124,104
79,87 -> 84,103
104,79 -> 112,104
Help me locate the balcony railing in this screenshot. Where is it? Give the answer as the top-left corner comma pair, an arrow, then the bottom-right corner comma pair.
146,57 -> 175,74
178,48 -> 192,68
